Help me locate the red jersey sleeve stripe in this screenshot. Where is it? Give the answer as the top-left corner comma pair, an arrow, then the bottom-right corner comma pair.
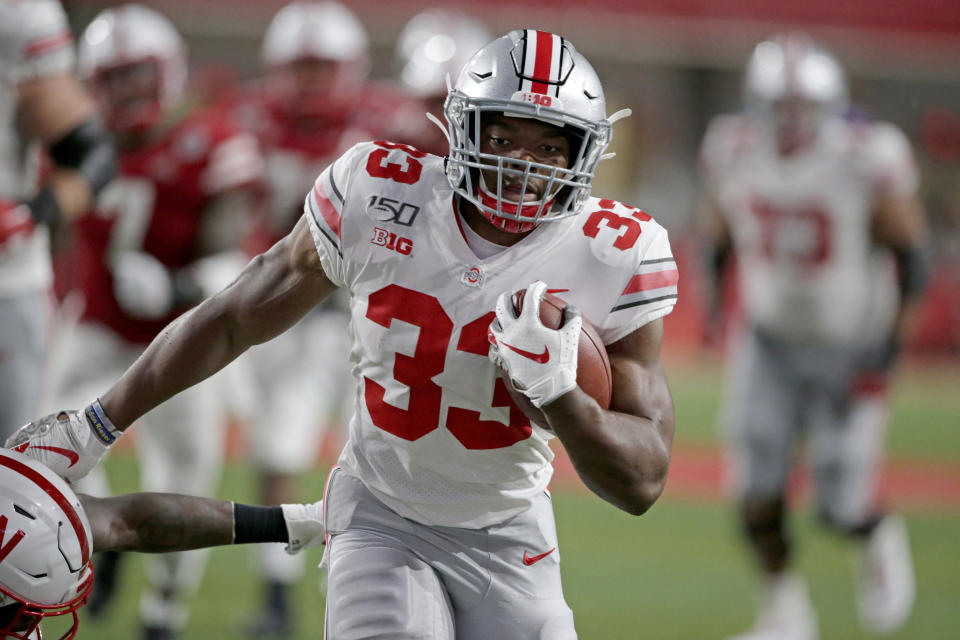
24,31 -> 72,57
312,177 -> 341,240
0,455 -> 90,566
621,269 -> 679,295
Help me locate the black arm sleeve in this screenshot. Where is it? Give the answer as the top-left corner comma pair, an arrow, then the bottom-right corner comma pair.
892,245 -> 929,301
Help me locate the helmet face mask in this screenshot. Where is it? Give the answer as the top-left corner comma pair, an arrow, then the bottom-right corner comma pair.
0,583 -> 91,640
744,32 -> 848,154
444,30 -> 614,233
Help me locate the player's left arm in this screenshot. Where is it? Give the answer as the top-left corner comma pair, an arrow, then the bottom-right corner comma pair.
80,493 -> 324,554
871,191 -> 930,364
541,318 -> 674,516
17,73 -> 115,226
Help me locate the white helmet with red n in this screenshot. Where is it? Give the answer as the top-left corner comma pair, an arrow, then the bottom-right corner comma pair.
444,29 -> 626,233
743,32 -> 848,153
77,3 -> 187,136
395,9 -> 491,100
260,1 -> 369,121
0,449 -> 93,640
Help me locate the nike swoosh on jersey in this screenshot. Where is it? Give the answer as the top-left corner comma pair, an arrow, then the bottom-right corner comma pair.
27,445 -> 79,468
502,342 -> 550,364
545,288 -> 569,294
523,547 -> 556,566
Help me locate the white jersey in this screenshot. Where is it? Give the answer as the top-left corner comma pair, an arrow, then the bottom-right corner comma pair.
700,113 -> 917,345
0,0 -> 74,296
306,141 -> 677,528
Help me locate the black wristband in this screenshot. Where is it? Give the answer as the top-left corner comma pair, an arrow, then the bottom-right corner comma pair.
48,118 -> 116,195
26,187 -> 62,228
233,503 -> 288,544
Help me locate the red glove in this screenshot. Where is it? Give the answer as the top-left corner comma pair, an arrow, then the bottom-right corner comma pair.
0,199 -> 35,249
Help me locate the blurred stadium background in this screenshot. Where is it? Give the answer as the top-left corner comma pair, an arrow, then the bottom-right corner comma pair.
56,1 -> 960,638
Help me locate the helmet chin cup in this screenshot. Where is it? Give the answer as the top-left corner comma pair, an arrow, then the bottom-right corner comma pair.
476,181 -> 551,233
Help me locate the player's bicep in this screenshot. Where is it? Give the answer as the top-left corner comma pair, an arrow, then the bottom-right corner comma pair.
223,216 -> 338,347
605,318 -> 675,446
871,194 -> 929,250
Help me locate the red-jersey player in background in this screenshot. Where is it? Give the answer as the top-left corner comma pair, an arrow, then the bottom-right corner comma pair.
222,3 -> 382,636
47,6 -> 263,640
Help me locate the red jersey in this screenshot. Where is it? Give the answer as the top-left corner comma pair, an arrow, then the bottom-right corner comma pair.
64,109 -> 262,344
226,81 -> 416,252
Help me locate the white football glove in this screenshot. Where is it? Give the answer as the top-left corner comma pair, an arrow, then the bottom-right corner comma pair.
281,500 -> 325,554
112,250 -> 175,319
488,280 -> 581,408
5,402 -> 118,482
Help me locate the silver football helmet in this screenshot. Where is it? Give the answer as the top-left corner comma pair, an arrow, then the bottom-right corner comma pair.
744,32 -> 848,151
0,449 -> 93,640
444,29 -> 624,232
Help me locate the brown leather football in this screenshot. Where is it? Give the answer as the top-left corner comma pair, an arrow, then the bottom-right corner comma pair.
503,290 -> 613,429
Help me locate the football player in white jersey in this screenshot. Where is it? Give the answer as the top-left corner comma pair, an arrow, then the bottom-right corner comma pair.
0,0 -> 115,439
0,446 -> 324,640
8,29 -> 679,639
699,33 -> 929,640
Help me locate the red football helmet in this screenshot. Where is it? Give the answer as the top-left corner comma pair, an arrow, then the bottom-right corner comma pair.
0,449 -> 93,640
77,4 -> 187,136
260,1 -> 369,123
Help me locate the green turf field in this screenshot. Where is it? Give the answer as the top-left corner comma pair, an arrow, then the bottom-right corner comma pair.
61,359 -> 960,639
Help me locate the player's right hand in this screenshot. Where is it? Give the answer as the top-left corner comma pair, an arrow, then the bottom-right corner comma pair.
0,199 -> 35,250
281,501 -> 325,554
5,407 -> 114,483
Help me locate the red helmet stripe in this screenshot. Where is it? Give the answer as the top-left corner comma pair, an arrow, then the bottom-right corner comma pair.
0,455 -> 90,566
530,30 -> 555,95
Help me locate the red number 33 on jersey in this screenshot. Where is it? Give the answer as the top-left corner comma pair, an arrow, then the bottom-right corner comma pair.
366,141 -> 427,185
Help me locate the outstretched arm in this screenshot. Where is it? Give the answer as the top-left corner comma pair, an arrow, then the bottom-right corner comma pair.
81,493 -> 324,554
5,216 -> 337,480
82,493 -> 234,553
102,215 -> 337,429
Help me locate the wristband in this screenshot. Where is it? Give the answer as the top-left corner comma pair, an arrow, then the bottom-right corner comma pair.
84,398 -> 121,446
233,503 -> 288,544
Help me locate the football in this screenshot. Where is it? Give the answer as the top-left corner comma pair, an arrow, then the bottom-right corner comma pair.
503,290 -> 613,429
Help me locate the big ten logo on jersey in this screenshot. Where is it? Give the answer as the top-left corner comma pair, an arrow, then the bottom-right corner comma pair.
371,227 -> 413,256
366,195 -> 420,226
582,198 -> 651,251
